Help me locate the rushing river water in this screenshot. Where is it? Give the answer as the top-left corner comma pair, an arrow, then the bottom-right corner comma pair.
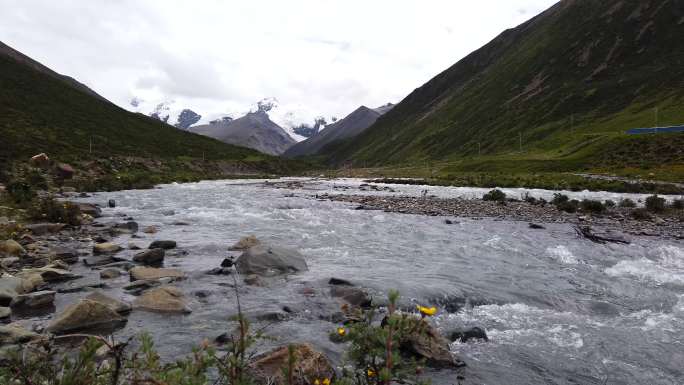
58,178 -> 683,385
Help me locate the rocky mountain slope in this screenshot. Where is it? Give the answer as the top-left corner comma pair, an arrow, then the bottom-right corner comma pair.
324,0 -> 684,170
284,104 -> 393,158
191,110 -> 296,155
0,41 -> 292,180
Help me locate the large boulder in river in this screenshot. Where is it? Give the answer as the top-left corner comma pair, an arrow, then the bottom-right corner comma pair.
46,299 -> 127,334
400,317 -> 465,368
330,286 -> 372,308
229,235 -> 260,251
129,267 -> 184,281
0,325 -> 43,345
248,344 -> 334,385
236,245 -> 308,277
133,249 -> 165,265
0,277 -> 33,306
85,291 -> 131,315
17,267 -> 80,283
133,286 -> 191,314
10,290 -> 56,309
0,240 -> 25,257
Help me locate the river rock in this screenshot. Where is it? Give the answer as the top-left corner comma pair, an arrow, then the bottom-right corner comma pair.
133,248 -> 165,265
108,199 -> 116,208
0,257 -> 19,270
148,240 -> 176,250
29,153 -> 49,168
10,290 -> 56,309
0,307 -> 10,319
55,163 -> 75,179
244,274 -> 264,286
143,226 -> 158,234
450,327 -> 488,343
0,240 -> 25,257
84,255 -> 125,267
46,299 -> 127,334
124,280 -> 161,295
52,247 -> 79,264
93,242 -> 123,255
56,280 -> 106,294
24,223 -> 66,236
401,317 -> 465,368
0,325 -> 42,345
85,291 -> 132,315
221,258 -> 234,268
133,286 -> 191,314
18,267 -> 80,283
235,245 -> 308,277
100,268 -> 122,279
129,267 -> 184,281
0,277 -> 34,306
529,223 -> 545,230
229,235 -> 260,251
74,203 -> 101,218
111,221 -> 138,234
328,277 -> 353,286
330,286 -> 371,308
248,344 -> 334,385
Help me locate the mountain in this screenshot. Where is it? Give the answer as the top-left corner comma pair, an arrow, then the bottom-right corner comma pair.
0,40 -> 289,181
190,110 -> 296,155
323,0 -> 684,171
284,104 -> 393,158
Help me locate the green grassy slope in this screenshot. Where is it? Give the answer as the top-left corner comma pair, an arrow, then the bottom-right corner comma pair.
325,0 -> 684,174
0,48 -> 294,177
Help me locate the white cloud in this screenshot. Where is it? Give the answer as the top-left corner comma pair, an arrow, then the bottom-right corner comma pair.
0,0 -> 558,128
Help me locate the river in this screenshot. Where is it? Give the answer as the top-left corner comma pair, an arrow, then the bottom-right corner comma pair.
58,178 -> 684,385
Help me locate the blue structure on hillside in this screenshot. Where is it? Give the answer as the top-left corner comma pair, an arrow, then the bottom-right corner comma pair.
626,125 -> 684,134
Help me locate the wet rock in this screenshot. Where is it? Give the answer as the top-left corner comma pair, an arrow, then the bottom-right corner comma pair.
0,240 -> 25,257
214,332 -> 231,345
330,286 -> 371,308
85,291 -> 131,315
84,255 -> 125,267
74,203 -> 101,218
529,223 -> 545,229
46,299 -> 127,334
107,199 -> 116,208
0,277 -> 32,307
111,221 -> 138,234
0,257 -> 19,270
161,210 -> 175,216
249,344 -> 335,385
253,311 -> 288,322
56,281 -> 106,294
134,286 -> 191,314
235,245 -> 308,277
206,267 -> 232,275
133,248 -> 165,265
328,277 -> 353,286
24,223 -> 66,236
52,247 -> 79,264
18,267 -> 80,283
445,219 -> 454,225
100,268 -> 122,279
221,258 -> 234,268
129,267 -> 184,281
124,280 -> 161,295
166,249 -> 188,257
172,221 -> 190,226
93,242 -> 123,255
10,290 -> 56,309
228,235 -> 260,251
148,240 -> 176,250
0,325 -> 42,345
449,327 -> 488,343
99,261 -> 134,270
128,243 -> 142,250
401,317 -> 465,368
0,307 -> 10,319
143,226 -> 158,234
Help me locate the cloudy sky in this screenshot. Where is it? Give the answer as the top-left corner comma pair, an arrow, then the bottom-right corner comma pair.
0,0 -> 557,129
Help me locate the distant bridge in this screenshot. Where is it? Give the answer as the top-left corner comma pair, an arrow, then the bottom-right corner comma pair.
626,125 -> 684,135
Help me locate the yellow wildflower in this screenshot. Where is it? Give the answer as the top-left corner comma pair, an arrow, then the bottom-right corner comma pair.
322,379 -> 331,385
367,368 -> 376,377
416,305 -> 437,317
314,380 -> 320,385
337,327 -> 346,336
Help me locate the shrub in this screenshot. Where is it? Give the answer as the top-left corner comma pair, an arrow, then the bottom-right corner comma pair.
672,198 -> 684,210
483,189 -> 506,202
6,179 -> 35,206
552,193 -> 569,205
26,169 -> 49,190
556,199 -> 579,213
27,197 -> 81,226
580,199 -> 606,214
645,195 -> 666,213
631,208 -> 652,221
619,198 -> 637,208
604,200 -> 616,208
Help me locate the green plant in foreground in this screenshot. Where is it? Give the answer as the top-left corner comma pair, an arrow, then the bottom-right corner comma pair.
27,197 -> 81,226
482,189 -> 506,203
645,195 -> 666,213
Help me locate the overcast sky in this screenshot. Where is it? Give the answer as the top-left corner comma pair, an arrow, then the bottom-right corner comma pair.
0,0 -> 557,128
